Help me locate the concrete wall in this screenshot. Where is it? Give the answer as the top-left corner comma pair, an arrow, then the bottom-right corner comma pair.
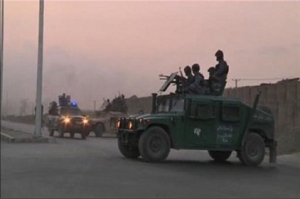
126,79 -> 300,155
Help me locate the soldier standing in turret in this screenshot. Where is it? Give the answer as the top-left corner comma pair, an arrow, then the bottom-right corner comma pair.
213,50 -> 229,84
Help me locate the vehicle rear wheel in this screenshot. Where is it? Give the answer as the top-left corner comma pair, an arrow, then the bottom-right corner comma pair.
86,131 -> 91,137
118,139 -> 140,159
239,133 -> 265,166
48,129 -> 54,137
58,126 -> 64,138
81,132 -> 86,140
94,123 -> 105,137
138,126 -> 171,162
208,151 -> 232,162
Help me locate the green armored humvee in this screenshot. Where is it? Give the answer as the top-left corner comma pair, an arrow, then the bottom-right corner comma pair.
117,72 -> 277,166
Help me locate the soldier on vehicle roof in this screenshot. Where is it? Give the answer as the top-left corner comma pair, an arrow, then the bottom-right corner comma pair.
213,50 -> 229,83
183,65 -> 195,88
185,63 -> 205,94
206,66 -> 217,94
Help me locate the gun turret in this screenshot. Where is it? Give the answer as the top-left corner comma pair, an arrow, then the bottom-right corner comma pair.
159,72 -> 184,94
159,74 -> 170,79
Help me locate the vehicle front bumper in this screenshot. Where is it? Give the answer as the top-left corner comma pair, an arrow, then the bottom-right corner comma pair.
62,124 -> 92,132
118,129 -> 139,145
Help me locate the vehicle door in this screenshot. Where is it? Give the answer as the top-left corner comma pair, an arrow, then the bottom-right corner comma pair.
184,99 -> 216,149
215,101 -> 244,149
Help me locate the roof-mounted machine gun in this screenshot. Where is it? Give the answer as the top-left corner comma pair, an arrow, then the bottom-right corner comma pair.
159,71 -> 185,94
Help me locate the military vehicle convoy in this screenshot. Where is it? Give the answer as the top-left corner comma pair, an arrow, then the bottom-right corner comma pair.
117,72 -> 277,166
89,94 -> 129,137
46,94 -> 92,139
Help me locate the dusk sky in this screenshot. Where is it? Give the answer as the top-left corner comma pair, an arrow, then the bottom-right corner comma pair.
2,0 -> 300,114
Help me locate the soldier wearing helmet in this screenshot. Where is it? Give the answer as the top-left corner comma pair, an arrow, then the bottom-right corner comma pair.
213,50 -> 229,83
186,63 -> 205,94
183,65 -> 195,88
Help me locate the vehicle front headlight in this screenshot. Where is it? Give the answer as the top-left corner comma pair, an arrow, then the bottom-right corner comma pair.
128,121 -> 133,129
83,118 -> 89,124
64,117 -> 70,123
117,120 -> 120,128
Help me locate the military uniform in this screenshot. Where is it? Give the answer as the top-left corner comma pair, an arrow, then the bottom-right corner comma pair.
181,66 -> 195,90
187,71 -> 205,94
184,74 -> 195,89
211,50 -> 229,95
214,59 -> 229,83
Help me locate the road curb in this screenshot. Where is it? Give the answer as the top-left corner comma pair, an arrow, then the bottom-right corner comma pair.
1,132 -> 16,142
1,132 -> 56,143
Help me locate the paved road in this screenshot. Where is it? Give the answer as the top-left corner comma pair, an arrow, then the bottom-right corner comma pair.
1,121 -> 300,198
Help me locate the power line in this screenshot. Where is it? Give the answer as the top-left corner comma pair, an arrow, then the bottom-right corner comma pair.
231,77 -> 299,88
231,77 -> 299,81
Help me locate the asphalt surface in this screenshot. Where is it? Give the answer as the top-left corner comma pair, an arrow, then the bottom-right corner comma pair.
1,121 -> 300,198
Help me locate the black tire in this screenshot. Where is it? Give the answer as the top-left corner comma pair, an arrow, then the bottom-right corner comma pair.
58,126 -> 64,138
208,151 -> 232,162
48,129 -> 54,137
70,132 -> 75,138
118,139 -> 140,159
239,133 -> 265,166
81,132 -> 87,140
138,126 -> 171,162
94,123 -> 105,137
86,131 -> 91,137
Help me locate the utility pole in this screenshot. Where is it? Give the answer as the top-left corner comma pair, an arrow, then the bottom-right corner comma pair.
0,0 -> 4,131
93,100 -> 96,112
19,98 -> 28,116
31,102 -> 35,115
5,90 -> 8,116
232,79 -> 241,88
34,0 -> 44,137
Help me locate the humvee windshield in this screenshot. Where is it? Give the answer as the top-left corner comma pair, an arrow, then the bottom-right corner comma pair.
157,97 -> 184,113
60,107 -> 82,116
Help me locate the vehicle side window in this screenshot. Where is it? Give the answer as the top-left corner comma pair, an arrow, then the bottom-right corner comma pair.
189,101 -> 214,120
221,103 -> 240,122
171,99 -> 185,112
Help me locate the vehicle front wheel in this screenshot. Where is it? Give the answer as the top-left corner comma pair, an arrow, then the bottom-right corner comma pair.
94,123 -> 105,137
118,139 -> 140,159
238,133 -> 265,166
208,151 -> 232,162
81,132 -> 87,140
138,126 -> 171,162
58,126 -> 64,138
70,132 -> 75,138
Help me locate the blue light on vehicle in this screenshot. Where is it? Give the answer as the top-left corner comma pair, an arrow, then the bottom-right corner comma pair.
71,101 -> 77,106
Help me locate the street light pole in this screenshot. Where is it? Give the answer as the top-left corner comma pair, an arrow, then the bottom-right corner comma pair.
34,0 -> 44,137
0,0 -> 4,131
